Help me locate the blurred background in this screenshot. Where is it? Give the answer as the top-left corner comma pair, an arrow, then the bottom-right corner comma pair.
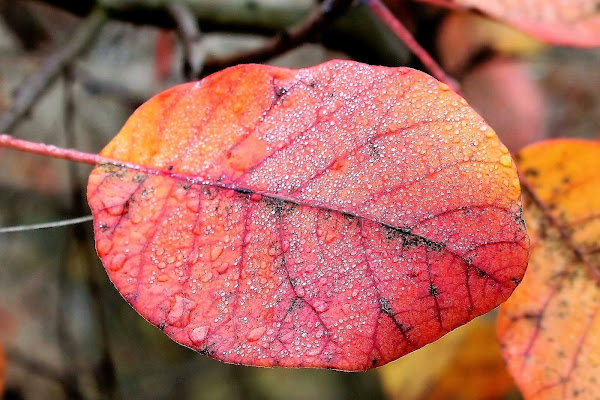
0,1 -> 599,399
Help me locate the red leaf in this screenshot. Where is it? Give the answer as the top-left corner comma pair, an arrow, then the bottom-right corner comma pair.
420,0 -> 600,47
87,60 -> 529,370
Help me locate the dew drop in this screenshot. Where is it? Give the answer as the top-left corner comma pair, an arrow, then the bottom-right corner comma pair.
201,272 -> 213,282
190,326 -> 209,344
314,300 -> 329,313
96,239 -> 112,257
324,233 -> 337,243
186,199 -> 199,212
110,254 -> 127,271
210,246 -> 224,261
247,326 -> 267,342
250,193 -> 263,202
499,155 -> 513,167
157,275 -> 168,282
217,263 -> 230,274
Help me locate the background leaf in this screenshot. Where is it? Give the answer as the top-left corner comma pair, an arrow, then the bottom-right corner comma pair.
498,139 -> 600,399
421,0 -> 600,47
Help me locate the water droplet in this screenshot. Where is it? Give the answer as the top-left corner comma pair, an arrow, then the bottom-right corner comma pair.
499,155 -> 512,167
201,272 -> 213,282
210,246 -> 224,261
107,205 -> 125,216
190,326 -> 209,344
167,295 -> 196,327
217,263 -> 230,274
96,239 -> 112,257
174,187 -> 187,201
110,254 -> 126,271
187,199 -> 199,212
247,326 -> 267,342
324,233 -> 337,243
314,300 -> 329,313
158,275 -> 168,282
250,193 -> 262,202
225,190 -> 235,198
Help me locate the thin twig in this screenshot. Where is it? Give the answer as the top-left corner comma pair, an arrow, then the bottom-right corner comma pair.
63,69 -> 121,399
202,0 -> 354,76
366,0 -> 461,94
6,347 -> 73,389
0,8 -> 106,132
168,4 -> 205,80
412,0 -> 463,10
73,65 -> 146,108
0,215 -> 93,233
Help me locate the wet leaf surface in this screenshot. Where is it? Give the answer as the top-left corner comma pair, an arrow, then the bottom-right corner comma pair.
423,0 -> 600,47
87,60 -> 528,370
498,140 -> 600,399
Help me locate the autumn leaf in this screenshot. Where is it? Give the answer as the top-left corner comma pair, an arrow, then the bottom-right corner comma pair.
419,0 -> 600,47
379,315 -> 518,400
498,140 -> 600,399
0,342 -> 4,397
87,60 -> 528,370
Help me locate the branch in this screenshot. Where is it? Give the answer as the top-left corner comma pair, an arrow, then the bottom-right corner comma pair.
168,4 -> 205,80
366,0 -> 461,94
35,0 -> 310,34
202,0 -> 354,75
0,0 -> 49,50
0,8 -> 107,132
72,65 -> 147,107
6,347 -> 81,397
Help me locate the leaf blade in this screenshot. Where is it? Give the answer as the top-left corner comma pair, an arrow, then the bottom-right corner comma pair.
88,60 -> 528,370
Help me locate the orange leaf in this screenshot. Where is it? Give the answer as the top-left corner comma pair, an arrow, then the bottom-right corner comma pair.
0,342 -> 4,396
87,60 -> 529,370
379,315 -> 518,400
498,140 -> 600,399
422,0 -> 600,47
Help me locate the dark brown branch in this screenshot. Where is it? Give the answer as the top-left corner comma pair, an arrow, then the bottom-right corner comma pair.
0,0 -> 49,50
6,347 -> 81,397
202,0 -> 355,76
0,8 -> 107,132
34,0 -> 309,34
168,4 -> 205,80
367,0 -> 461,94
72,65 -> 147,108
63,69 -> 121,399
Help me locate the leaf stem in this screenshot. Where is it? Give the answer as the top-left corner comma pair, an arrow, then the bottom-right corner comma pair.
0,133 -> 107,165
366,0 -> 461,94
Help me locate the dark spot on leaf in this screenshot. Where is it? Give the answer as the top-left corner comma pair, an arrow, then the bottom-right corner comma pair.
341,212 -> 355,221
236,187 -> 253,195
512,277 -> 521,285
475,268 -> 487,277
524,167 -> 539,177
379,297 -> 394,316
168,165 -> 174,171
429,284 -> 439,296
275,87 -> 287,98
